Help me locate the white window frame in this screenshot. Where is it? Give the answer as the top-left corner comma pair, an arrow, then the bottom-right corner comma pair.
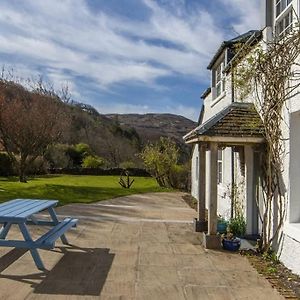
214,59 -> 226,99
275,8 -> 293,37
275,0 -> 292,18
217,149 -> 223,184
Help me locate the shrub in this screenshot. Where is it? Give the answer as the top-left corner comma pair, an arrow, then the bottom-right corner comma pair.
228,215 -> 246,237
120,161 -> 136,169
45,144 -> 71,168
0,152 -> 13,176
169,163 -> 191,191
26,156 -> 49,175
82,155 -> 106,168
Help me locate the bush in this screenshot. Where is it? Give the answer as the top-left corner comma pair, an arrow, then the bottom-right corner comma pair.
45,144 -> 71,168
228,215 -> 246,237
26,156 -> 49,175
66,143 -> 92,167
169,163 -> 191,191
120,161 -> 136,169
82,155 -> 106,168
0,152 -> 13,176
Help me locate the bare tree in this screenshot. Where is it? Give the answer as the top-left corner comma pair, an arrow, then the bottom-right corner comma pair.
0,80 -> 68,182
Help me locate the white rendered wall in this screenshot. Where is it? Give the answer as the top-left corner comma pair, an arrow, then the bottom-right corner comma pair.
217,147 -> 232,220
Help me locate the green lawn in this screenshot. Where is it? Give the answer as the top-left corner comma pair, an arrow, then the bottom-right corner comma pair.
0,175 -> 171,206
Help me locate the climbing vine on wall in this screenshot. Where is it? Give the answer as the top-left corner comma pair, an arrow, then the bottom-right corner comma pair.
233,16 -> 300,253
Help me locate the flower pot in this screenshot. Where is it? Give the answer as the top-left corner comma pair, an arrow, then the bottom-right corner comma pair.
222,238 -> 241,251
217,222 -> 228,233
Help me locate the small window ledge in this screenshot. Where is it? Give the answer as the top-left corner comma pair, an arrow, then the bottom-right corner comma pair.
284,223 -> 300,243
211,92 -> 226,108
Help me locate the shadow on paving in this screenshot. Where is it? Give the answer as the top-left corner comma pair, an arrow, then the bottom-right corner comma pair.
0,246 -> 114,296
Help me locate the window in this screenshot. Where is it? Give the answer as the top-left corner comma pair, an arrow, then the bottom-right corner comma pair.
214,59 -> 226,98
275,9 -> 293,37
276,0 -> 292,17
217,149 -> 223,184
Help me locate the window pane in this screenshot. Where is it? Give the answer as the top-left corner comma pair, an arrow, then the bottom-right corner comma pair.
218,149 -> 222,160
216,83 -> 222,96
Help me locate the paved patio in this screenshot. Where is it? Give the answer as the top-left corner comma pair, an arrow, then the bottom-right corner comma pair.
0,192 -> 283,299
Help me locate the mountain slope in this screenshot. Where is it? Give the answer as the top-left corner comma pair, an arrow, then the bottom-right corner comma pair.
105,113 -> 197,144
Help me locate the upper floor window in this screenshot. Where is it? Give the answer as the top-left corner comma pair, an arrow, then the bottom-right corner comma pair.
214,59 -> 226,98
275,8 -> 293,37
276,0 -> 292,17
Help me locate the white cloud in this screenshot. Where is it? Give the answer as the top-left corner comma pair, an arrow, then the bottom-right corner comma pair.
0,0 -> 261,118
0,0 -> 227,88
218,0 -> 261,34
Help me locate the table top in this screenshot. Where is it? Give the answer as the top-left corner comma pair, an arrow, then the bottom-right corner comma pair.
0,199 -> 58,222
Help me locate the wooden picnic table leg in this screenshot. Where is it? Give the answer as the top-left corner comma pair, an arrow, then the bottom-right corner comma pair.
18,223 -> 45,270
0,222 -> 12,239
47,207 -> 68,244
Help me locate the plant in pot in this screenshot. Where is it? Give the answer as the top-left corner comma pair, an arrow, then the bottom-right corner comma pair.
222,215 -> 246,251
217,215 -> 228,234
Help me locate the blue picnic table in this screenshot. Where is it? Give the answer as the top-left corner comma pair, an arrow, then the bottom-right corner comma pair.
0,199 -> 78,270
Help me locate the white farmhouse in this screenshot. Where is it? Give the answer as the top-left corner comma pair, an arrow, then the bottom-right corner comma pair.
184,0 -> 300,274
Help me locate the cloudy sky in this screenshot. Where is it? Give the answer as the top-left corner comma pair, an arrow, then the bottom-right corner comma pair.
0,0 -> 261,120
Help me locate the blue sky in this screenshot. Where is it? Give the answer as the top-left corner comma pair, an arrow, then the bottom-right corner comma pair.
0,0 -> 261,120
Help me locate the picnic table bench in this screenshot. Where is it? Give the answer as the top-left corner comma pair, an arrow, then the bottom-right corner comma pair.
0,199 -> 78,270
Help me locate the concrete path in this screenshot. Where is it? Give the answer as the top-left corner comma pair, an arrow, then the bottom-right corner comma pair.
0,192 -> 283,299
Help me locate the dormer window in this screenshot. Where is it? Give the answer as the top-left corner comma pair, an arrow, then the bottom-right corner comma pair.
275,6 -> 293,37
276,0 -> 292,17
213,57 -> 226,99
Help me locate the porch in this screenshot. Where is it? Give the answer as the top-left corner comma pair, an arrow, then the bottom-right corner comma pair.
184,102 -> 265,249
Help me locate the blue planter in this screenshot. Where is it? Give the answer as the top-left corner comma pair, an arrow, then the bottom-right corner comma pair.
217,222 -> 228,233
222,238 -> 241,251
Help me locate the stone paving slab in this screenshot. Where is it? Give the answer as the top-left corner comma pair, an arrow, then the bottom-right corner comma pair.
0,192 -> 284,299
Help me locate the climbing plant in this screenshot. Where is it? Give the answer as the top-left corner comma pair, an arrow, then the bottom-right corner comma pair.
233,15 -> 300,253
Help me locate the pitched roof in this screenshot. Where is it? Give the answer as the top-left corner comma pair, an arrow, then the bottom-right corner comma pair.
183,102 -> 264,142
207,30 -> 262,70
200,87 -> 211,99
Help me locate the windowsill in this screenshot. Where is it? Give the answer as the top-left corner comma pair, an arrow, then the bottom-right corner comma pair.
211,92 -> 226,108
284,223 -> 300,243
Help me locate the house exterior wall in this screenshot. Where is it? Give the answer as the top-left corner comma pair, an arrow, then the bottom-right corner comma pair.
261,0 -> 300,275
190,48 -> 234,220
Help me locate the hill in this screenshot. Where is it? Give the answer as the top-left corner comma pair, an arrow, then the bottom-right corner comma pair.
60,102 -> 197,167
105,113 -> 197,144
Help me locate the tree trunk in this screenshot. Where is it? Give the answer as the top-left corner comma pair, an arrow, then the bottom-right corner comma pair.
19,155 -> 27,183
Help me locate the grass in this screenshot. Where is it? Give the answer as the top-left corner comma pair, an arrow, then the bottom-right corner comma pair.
0,175 -> 172,206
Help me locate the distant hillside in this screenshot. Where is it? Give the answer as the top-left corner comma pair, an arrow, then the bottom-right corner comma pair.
60,102 -> 196,167
105,113 -> 197,144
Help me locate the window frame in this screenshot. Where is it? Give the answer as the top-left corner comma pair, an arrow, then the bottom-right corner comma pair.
214,58 -> 226,99
275,0 -> 292,18
275,8 -> 293,37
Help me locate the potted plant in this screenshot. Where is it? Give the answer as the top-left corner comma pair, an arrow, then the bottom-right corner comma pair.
222,231 -> 241,251
221,215 -> 246,251
217,215 -> 228,234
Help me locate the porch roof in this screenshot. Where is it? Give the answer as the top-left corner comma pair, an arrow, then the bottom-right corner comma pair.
183,102 -> 265,144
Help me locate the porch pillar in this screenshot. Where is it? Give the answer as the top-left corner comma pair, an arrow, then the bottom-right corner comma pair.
245,145 -> 254,235
203,142 -> 221,249
198,143 -> 206,222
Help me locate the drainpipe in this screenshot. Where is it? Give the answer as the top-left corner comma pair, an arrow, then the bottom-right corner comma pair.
231,62 -> 235,219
